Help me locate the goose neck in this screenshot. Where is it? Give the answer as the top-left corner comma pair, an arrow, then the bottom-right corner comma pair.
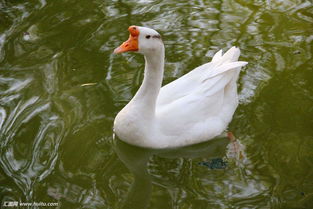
131,48 -> 164,116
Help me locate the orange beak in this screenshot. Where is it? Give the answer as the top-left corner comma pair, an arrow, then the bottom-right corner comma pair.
114,26 -> 139,54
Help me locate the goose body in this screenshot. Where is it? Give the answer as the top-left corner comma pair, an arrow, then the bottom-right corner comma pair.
114,26 -> 248,149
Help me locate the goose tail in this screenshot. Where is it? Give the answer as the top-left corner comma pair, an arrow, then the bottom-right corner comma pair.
208,47 -> 248,78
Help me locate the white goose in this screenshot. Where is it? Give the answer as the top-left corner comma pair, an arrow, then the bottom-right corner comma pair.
113,26 -> 248,149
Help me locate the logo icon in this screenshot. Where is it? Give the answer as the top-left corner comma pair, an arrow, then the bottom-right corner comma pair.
3,201 -> 19,207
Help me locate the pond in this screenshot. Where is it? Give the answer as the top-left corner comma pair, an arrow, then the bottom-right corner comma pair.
0,0 -> 313,208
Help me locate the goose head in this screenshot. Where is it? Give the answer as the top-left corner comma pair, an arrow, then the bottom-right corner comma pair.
114,26 -> 163,55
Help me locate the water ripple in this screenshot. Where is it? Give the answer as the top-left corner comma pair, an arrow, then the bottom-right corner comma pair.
0,97 -> 65,200
0,0 -> 312,208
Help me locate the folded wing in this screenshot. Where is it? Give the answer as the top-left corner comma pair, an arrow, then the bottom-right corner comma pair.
156,47 -> 248,138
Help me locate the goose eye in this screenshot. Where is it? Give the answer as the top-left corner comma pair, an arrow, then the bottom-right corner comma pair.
145,35 -> 151,39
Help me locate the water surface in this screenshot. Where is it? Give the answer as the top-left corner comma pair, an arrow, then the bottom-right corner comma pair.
0,0 -> 313,208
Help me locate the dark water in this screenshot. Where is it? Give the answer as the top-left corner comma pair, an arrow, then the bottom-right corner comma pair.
0,0 -> 313,208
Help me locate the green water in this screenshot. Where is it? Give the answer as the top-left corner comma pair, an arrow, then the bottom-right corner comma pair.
1,0 -> 313,208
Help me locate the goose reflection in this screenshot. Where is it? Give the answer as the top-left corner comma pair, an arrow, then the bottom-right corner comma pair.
114,136 -> 233,209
